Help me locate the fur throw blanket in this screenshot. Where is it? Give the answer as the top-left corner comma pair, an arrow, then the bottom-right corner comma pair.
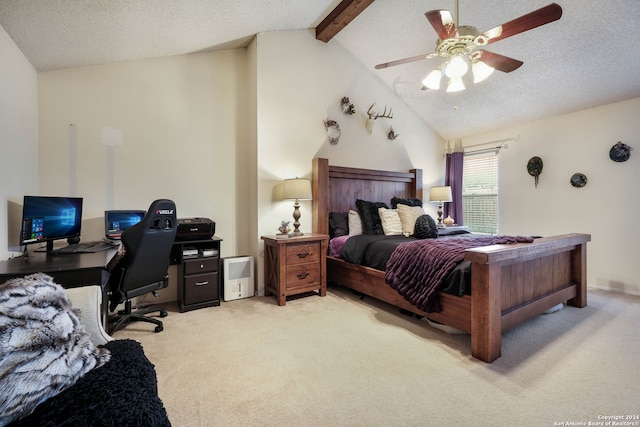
385,235 -> 534,313
0,273 -> 111,426
8,339 -> 171,427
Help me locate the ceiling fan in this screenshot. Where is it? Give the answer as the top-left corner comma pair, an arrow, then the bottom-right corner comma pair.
375,2 -> 562,92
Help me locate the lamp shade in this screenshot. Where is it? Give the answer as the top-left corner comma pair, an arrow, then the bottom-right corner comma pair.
429,186 -> 452,202
446,77 -> 465,93
422,68 -> 442,90
444,55 -> 469,78
472,59 -> 495,83
282,178 -> 312,200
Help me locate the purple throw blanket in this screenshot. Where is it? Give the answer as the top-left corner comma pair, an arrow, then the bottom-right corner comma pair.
385,235 -> 534,313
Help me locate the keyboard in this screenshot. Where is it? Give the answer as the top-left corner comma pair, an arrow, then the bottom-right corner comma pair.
54,241 -> 118,254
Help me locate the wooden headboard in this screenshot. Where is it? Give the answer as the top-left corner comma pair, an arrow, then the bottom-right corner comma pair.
312,158 -> 423,235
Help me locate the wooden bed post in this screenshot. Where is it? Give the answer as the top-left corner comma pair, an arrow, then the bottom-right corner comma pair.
410,168 -> 423,200
470,262 -> 502,363
312,157 -> 329,236
567,242 -> 587,308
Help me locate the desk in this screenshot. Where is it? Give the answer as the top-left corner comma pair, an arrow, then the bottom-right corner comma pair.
0,249 -> 117,288
0,249 -> 118,327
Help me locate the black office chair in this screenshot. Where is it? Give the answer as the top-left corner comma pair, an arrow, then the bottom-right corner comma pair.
107,199 -> 177,334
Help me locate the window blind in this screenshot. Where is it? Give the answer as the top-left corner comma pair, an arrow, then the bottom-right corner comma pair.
462,154 -> 498,234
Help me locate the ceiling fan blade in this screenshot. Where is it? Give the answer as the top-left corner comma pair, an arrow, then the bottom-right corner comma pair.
375,52 -> 435,69
477,50 -> 523,73
425,10 -> 457,40
481,3 -> 562,45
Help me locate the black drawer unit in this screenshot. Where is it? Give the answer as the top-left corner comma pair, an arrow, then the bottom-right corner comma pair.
171,237 -> 222,312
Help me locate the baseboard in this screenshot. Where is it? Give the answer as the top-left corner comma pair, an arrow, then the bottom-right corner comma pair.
588,285 -> 640,297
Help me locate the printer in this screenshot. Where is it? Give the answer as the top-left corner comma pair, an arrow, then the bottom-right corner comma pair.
175,217 -> 215,241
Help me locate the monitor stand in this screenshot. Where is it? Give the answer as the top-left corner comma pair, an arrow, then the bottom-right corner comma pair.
33,240 -> 56,253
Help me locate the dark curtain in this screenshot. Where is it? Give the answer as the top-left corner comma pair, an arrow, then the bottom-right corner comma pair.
444,151 -> 464,225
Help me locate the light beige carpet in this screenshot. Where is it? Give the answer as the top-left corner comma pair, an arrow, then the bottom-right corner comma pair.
114,286 -> 639,427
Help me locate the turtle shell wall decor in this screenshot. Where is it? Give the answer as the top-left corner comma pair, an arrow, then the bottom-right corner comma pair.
609,141 -> 631,162
527,156 -> 543,188
570,173 -> 587,188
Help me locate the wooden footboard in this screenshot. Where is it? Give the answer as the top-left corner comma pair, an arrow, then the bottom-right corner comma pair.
465,233 -> 589,362
312,157 -> 590,363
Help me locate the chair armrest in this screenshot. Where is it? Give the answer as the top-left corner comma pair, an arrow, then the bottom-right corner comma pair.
66,285 -> 114,346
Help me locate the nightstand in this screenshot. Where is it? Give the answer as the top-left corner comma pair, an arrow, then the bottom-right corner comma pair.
261,233 -> 329,306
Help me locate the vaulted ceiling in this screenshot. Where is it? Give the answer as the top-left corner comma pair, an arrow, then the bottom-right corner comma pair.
2,0 -> 639,139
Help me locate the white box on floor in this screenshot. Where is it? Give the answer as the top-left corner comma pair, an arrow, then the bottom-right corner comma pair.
223,256 -> 254,301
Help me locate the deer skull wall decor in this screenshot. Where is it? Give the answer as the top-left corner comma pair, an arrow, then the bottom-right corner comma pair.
324,119 -> 341,145
366,103 -> 393,134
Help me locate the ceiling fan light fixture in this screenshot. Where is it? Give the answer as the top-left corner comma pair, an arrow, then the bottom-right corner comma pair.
422,68 -> 442,90
444,54 -> 468,78
446,77 -> 465,92
472,59 -> 495,83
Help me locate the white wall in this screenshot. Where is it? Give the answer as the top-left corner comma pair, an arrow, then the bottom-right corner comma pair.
0,24 -> 39,259
461,97 -> 640,295
254,30 -> 443,294
37,51 -> 246,248
37,51 -> 249,301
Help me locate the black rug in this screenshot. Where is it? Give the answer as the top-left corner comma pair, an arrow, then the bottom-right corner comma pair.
9,339 -> 171,427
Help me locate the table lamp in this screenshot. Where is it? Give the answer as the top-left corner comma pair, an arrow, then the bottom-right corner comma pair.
429,186 -> 452,228
282,178 -> 312,236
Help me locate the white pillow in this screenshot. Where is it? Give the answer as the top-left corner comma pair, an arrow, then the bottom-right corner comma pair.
348,209 -> 362,235
378,208 -> 402,235
397,204 -> 426,237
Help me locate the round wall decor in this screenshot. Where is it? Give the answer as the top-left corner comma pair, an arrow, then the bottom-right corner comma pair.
609,141 -> 631,162
570,173 -> 587,188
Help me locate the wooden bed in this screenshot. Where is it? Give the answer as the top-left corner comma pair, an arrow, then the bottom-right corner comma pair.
311,157 -> 591,363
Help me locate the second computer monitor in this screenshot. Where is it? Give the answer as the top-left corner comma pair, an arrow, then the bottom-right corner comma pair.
104,210 -> 146,240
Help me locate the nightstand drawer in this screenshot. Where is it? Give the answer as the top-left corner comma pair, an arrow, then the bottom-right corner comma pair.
286,264 -> 320,287
183,272 -> 219,305
184,257 -> 218,275
285,242 -> 321,265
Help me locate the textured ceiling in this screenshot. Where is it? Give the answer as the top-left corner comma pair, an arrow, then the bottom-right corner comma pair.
1,0 -> 639,139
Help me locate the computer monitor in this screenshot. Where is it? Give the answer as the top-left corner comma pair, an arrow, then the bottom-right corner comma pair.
104,210 -> 146,240
19,195 -> 83,252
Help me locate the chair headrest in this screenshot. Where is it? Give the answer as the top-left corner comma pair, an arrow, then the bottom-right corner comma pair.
147,199 -> 176,218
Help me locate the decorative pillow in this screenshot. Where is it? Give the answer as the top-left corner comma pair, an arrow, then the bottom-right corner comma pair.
348,210 -> 363,236
413,214 -> 439,239
397,204 -> 427,237
356,199 -> 388,235
390,197 -> 423,209
329,211 -> 349,238
378,208 -> 402,235
0,273 -> 111,426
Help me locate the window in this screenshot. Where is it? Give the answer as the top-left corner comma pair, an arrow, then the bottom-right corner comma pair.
462,154 -> 498,234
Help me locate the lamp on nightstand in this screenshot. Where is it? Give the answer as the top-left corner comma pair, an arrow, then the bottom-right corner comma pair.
282,178 -> 312,236
429,186 -> 452,228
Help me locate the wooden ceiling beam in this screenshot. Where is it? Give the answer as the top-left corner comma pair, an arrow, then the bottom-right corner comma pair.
316,0 -> 375,43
